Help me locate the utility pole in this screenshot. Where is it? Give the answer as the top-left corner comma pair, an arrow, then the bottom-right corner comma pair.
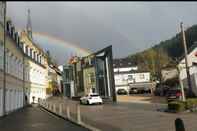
180,22 -> 192,96
2,1 -> 6,116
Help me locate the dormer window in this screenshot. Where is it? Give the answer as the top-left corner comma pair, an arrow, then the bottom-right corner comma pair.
25,46 -> 28,55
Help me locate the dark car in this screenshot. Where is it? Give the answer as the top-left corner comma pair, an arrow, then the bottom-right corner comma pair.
117,89 -> 128,95
166,88 -> 182,102
136,87 -> 145,94
143,87 -> 151,94
129,87 -> 138,94
154,84 -> 170,96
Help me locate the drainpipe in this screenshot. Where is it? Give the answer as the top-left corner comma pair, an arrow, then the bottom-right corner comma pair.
2,1 -> 6,116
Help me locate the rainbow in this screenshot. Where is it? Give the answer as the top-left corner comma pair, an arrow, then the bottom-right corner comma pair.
33,32 -> 92,56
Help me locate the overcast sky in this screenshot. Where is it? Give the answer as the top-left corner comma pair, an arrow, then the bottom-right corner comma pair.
6,2 -> 197,64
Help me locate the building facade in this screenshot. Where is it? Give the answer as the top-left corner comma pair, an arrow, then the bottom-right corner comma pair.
178,42 -> 197,96
113,58 -> 151,92
0,7 -> 63,117
20,30 -> 49,104
64,46 -> 116,102
0,19 -> 24,116
47,64 -> 62,96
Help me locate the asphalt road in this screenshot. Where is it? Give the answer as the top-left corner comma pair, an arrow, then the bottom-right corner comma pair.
0,105 -> 89,131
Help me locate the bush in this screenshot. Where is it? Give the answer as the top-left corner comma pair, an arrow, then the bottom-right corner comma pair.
168,101 -> 186,112
185,98 -> 197,110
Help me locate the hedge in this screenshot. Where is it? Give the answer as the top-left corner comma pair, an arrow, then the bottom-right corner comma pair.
185,98 -> 197,110
168,99 -> 197,112
168,101 -> 186,112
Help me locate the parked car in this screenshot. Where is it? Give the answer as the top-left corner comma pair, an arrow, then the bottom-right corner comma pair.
154,84 -> 170,96
136,87 -> 150,94
129,87 -> 138,94
166,88 -> 182,102
80,93 -> 103,105
117,89 -> 128,95
143,87 -> 151,94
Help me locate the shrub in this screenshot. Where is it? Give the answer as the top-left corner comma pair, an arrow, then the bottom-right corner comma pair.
168,101 -> 186,112
185,98 -> 197,110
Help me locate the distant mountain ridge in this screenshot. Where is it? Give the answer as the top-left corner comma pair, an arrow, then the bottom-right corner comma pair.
128,24 -> 197,60
125,24 -> 197,80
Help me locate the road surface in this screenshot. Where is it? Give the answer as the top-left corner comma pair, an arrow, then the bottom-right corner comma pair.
0,105 -> 89,131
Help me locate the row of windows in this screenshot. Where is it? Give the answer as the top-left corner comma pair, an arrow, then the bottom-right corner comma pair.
23,44 -> 45,65
25,66 -> 46,84
0,43 -> 23,80
6,20 -> 45,66
0,45 -> 46,84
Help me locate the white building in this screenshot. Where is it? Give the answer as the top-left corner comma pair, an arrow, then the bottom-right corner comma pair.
161,68 -> 178,82
113,58 -> 151,92
0,19 -> 24,116
178,42 -> 197,96
20,30 -> 49,104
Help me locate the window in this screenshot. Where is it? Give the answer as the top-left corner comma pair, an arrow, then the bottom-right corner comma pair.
30,48 -> 32,58
32,50 -> 34,59
6,51 -> 10,74
0,41 -> 3,69
88,73 -> 95,84
139,74 -> 145,79
128,75 -> 133,80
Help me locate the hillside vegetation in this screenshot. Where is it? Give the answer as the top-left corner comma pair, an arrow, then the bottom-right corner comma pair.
128,24 -> 197,81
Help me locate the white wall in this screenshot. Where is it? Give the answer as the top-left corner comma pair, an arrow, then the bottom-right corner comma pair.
25,61 -> 48,104
161,68 -> 178,81
114,72 -> 150,92
4,88 -> 23,115
128,72 -> 150,83
179,47 -> 197,80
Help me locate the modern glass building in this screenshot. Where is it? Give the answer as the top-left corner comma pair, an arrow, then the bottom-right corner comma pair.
63,45 -> 116,102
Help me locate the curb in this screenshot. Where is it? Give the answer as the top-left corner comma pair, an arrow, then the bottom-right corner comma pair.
39,104 -> 101,131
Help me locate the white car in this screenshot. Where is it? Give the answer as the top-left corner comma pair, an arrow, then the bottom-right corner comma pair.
80,93 -> 103,105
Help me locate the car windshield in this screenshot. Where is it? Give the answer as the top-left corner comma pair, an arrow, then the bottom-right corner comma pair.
168,89 -> 181,94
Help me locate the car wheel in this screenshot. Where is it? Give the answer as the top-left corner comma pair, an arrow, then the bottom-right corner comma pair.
87,100 -> 90,105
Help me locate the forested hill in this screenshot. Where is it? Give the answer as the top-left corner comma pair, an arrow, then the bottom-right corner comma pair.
129,24 -> 197,60
153,24 -> 197,59
127,24 -> 197,80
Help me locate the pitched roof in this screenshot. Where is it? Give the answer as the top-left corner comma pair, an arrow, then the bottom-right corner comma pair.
113,58 -> 137,68
179,41 -> 197,62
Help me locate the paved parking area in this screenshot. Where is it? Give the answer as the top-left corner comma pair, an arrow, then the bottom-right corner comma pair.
45,97 -> 197,131
117,94 -> 167,104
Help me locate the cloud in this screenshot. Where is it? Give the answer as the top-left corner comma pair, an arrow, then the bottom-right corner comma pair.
6,2 -> 197,63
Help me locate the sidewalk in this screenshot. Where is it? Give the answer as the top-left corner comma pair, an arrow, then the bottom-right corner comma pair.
39,97 -> 197,131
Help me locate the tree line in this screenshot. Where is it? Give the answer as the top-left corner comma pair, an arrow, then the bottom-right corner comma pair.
128,24 -> 197,82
